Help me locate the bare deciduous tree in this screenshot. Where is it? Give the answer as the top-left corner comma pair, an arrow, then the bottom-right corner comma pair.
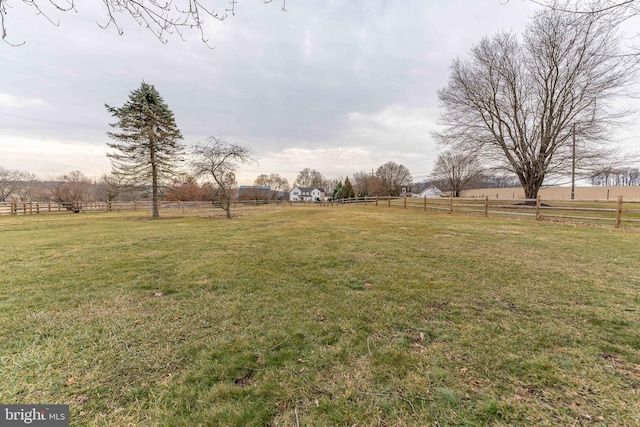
294,168 -> 326,189
375,161 -> 412,197
0,167 -> 34,201
351,171 -> 374,197
430,151 -> 483,197
191,136 -> 253,219
94,173 -> 129,202
436,6 -> 638,200
14,171 -> 40,201
164,174 -> 210,201
1,0 -> 286,46
254,173 -> 289,198
50,170 -> 92,211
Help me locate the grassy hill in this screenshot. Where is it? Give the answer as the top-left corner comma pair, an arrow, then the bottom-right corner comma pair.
1,207 -> 638,425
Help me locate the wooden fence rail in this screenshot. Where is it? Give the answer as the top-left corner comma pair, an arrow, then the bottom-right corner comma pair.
329,195 -> 640,228
0,199 -> 289,216
3,196 -> 640,228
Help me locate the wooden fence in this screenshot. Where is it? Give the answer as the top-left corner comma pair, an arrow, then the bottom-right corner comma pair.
0,199 -> 288,216
329,195 -> 640,228
3,196 -> 640,228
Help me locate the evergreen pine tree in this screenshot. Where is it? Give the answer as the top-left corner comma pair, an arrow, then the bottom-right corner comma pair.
342,177 -> 355,199
106,82 -> 184,218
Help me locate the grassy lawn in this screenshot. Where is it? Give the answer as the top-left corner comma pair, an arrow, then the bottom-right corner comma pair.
1,207 -> 639,426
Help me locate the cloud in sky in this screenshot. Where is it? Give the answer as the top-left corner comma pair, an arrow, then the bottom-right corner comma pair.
2,0 -> 636,186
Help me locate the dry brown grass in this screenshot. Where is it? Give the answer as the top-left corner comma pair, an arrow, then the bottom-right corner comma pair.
461,185 -> 640,201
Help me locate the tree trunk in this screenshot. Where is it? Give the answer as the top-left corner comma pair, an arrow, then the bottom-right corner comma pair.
223,199 -> 232,219
519,172 -> 544,203
151,164 -> 160,219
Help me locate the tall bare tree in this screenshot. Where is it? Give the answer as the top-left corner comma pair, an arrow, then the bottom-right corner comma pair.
375,161 -> 412,197
94,173 -> 128,202
0,167 -> 34,201
436,7 -> 638,200
191,136 -> 253,219
1,0 -> 286,46
106,82 -> 184,218
294,168 -> 326,189
351,171 -> 374,197
254,173 -> 290,198
14,171 -> 40,201
430,151 -> 483,197
50,170 -> 92,211
165,174 -> 209,201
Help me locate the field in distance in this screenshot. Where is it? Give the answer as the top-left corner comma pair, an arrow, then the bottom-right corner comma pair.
1,208 -> 638,426
462,185 -> 640,200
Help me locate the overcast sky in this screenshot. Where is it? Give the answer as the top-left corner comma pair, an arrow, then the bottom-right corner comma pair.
1,0 -> 636,186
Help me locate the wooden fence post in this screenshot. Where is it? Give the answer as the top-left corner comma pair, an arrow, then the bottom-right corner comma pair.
449,194 -> 453,214
535,196 -> 541,221
11,201 -> 17,215
36,202 -> 40,214
375,196 -> 378,207
484,196 -> 489,217
616,196 -> 623,229
404,196 -> 407,209
388,196 -> 391,208
23,202 -> 27,215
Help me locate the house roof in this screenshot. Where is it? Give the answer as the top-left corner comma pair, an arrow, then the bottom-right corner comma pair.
419,185 -> 445,196
292,187 -> 325,192
238,186 -> 271,197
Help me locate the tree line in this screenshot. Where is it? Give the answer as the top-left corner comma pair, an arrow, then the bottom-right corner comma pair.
590,168 -> 640,187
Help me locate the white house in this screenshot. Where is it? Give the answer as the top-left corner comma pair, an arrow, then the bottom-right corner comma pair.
290,187 -> 325,202
413,185 -> 446,198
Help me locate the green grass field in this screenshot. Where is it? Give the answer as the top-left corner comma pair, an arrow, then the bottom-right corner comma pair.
1,207 -> 639,426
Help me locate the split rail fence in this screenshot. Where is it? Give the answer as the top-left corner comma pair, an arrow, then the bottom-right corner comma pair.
0,199 -> 286,216
328,195 -> 640,229
2,196 -> 640,228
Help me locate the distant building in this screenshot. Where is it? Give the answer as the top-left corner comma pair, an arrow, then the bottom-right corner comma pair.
237,186 -> 271,200
289,187 -> 325,202
413,185 -> 446,198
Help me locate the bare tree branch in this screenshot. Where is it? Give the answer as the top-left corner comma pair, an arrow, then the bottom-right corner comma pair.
527,0 -> 640,54
1,0 -> 285,46
430,151 -> 483,197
